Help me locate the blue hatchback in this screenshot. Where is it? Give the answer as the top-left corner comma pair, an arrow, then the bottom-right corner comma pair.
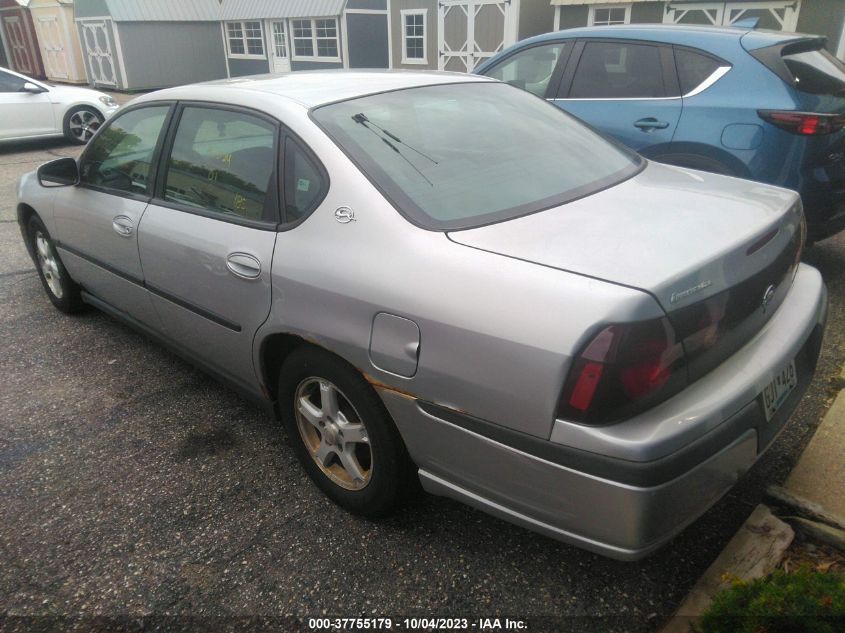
475,24 -> 845,242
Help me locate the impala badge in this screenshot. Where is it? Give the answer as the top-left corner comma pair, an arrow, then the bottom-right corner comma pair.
334,206 -> 356,224
670,280 -> 712,304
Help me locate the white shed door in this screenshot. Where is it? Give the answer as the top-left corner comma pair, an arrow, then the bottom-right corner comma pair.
3,16 -> 35,75
268,20 -> 291,73
438,0 -> 516,72
81,21 -> 117,87
37,16 -> 69,80
663,2 -> 801,31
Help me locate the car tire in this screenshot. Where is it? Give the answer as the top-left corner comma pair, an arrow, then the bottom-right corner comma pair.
63,106 -> 104,145
27,215 -> 85,313
652,153 -> 736,177
278,345 -> 415,518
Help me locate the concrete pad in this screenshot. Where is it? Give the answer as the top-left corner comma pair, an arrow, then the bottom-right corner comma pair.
784,389 -> 845,518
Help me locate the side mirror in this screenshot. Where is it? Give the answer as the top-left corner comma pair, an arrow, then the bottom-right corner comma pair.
38,157 -> 79,187
22,82 -> 46,94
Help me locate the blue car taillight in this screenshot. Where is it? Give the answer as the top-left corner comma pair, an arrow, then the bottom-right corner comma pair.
758,110 -> 845,136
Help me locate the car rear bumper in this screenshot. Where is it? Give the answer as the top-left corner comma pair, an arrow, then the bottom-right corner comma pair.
378,264 -> 827,560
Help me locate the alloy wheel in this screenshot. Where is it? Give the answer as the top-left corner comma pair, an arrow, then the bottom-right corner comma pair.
294,377 -> 373,490
68,110 -> 101,143
35,232 -> 63,299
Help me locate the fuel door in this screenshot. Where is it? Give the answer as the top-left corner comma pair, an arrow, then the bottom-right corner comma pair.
369,313 -> 420,378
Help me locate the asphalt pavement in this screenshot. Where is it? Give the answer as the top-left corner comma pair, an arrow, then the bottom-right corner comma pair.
1,133 -> 844,633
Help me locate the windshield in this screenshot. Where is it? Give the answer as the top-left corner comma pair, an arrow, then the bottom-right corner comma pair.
312,82 -> 641,230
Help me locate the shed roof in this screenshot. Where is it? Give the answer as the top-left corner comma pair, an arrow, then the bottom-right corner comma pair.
221,0 -> 346,20
93,0 -> 222,22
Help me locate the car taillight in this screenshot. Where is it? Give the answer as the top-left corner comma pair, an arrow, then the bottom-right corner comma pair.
758,110 -> 845,136
557,317 -> 687,425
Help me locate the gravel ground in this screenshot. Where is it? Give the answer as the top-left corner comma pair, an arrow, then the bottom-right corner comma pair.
1,121 -> 844,633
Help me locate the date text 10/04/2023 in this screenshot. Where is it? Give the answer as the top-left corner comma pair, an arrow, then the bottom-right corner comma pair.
307,618 -> 529,630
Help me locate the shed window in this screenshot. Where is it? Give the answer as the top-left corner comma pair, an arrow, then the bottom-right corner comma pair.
292,18 -> 340,60
589,4 -> 631,26
401,10 -> 427,64
227,21 -> 265,57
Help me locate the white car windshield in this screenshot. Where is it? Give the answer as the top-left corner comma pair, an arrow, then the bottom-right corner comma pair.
312,82 -> 641,230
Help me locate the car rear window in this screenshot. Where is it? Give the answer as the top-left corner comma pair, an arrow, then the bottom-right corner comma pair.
312,82 -> 641,231
782,47 -> 845,95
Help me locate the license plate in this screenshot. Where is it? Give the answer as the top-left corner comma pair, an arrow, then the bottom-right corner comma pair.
762,360 -> 797,421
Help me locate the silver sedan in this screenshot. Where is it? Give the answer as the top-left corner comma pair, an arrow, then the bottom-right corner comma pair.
16,71 -> 827,560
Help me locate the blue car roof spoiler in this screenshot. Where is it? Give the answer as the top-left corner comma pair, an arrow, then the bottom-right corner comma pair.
731,17 -> 760,30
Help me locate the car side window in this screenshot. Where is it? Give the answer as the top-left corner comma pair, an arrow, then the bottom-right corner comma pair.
569,41 -> 665,99
79,106 -> 170,196
484,43 -> 566,97
0,70 -> 26,92
163,106 -> 277,222
674,48 -> 721,95
284,138 -> 326,223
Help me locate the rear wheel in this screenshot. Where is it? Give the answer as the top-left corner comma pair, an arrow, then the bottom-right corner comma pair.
63,106 -> 104,144
27,215 -> 84,313
278,345 -> 414,517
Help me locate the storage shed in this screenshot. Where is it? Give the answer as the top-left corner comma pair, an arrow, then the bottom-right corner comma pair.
74,0 -> 228,90
220,0 -> 353,76
388,0 -> 555,72
28,0 -> 87,83
0,0 -> 46,77
551,1 -> 845,61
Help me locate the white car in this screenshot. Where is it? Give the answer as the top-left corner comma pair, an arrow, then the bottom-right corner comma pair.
0,66 -> 119,144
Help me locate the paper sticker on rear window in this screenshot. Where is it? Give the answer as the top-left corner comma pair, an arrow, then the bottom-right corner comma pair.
297,178 -> 311,192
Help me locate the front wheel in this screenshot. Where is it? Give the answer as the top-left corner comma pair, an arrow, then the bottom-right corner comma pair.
278,345 -> 415,518
27,215 -> 85,313
63,106 -> 104,144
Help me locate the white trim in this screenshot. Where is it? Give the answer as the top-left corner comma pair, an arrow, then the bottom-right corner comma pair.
836,16 -> 845,61
588,3 -> 632,26
220,21 -> 231,77
109,17 -> 128,88
341,11 -> 350,68
74,15 -> 111,22
225,20 -> 267,60
386,0 -> 393,69
553,6 -> 561,32
400,8 -> 427,65
290,17 -> 342,64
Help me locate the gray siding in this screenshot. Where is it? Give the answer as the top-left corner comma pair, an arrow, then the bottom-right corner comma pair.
347,13 -> 389,68
390,0 -> 437,70
796,0 -> 845,57
347,0 -> 387,9
631,2 -> 664,24
118,22 -> 227,89
228,57 -> 271,77
290,60 -> 343,70
558,5 -> 588,29
519,0 -> 556,40
75,0 -> 110,20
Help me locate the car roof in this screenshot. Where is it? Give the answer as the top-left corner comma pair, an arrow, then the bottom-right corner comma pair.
134,70 -> 495,109
519,24 -> 820,51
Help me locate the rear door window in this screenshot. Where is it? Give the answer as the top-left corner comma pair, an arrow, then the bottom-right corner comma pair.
674,48 -> 723,95
782,48 -> 845,95
569,41 -> 665,99
284,138 -> 327,222
483,43 -> 567,97
163,106 -> 278,222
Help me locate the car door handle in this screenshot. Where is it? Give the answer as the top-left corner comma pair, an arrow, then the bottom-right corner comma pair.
226,252 -> 261,280
112,215 -> 134,237
634,117 -> 670,131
